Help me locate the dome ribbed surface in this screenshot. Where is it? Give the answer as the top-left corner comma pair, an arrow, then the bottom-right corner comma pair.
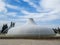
7,18 -> 55,37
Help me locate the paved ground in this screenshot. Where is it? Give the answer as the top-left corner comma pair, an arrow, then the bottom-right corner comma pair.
0,39 -> 60,45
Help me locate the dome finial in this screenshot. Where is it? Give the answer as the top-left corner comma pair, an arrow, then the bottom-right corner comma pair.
27,18 -> 35,24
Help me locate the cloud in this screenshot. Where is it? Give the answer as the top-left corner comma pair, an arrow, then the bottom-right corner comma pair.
40,0 -> 60,21
41,0 -> 60,9
0,0 -> 7,13
16,0 -> 60,22
7,4 -> 20,10
23,0 -> 37,7
0,0 -> 60,26
23,0 -> 42,12
41,0 -> 60,13
6,12 -> 17,17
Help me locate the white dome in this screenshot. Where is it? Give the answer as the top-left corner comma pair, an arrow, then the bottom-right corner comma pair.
6,18 -> 55,37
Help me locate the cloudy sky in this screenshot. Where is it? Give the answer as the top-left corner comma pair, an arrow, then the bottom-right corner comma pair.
0,0 -> 60,27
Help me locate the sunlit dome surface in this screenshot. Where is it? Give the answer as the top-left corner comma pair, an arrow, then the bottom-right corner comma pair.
7,18 -> 55,37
